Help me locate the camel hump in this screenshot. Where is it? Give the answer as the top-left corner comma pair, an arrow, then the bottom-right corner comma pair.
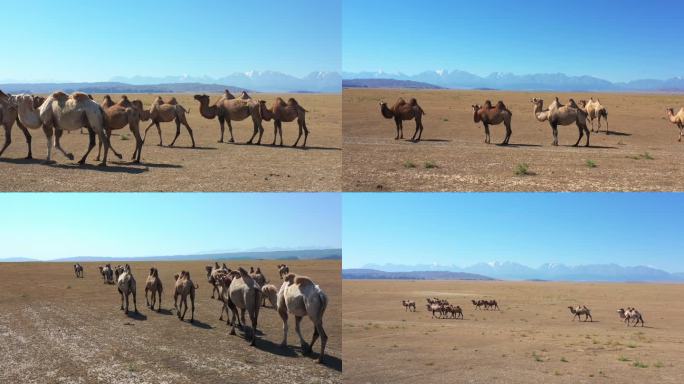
239,91 -> 251,99
51,91 -> 68,100
275,97 -> 287,107
294,275 -> 314,287
396,97 -> 407,104
167,97 -> 178,105
283,273 -> 296,283
71,92 -> 90,102
238,267 -> 250,279
496,101 -> 507,110
483,100 -> 493,109
287,98 -> 299,106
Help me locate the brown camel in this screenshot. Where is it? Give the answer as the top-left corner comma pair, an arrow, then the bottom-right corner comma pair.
144,97 -> 195,148
194,94 -> 264,144
97,95 -> 144,163
471,100 -> 513,145
0,92 -> 44,159
380,97 -> 426,142
173,270 -> 199,323
144,267 -> 163,312
666,107 -> 684,142
258,97 -> 310,147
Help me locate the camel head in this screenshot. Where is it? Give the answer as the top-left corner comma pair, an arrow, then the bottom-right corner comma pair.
149,267 -> 155,276
0,89 -> 12,105
193,94 -> 209,103
174,273 -> 180,281
283,273 -> 296,284
258,100 -> 273,121
380,101 -> 395,119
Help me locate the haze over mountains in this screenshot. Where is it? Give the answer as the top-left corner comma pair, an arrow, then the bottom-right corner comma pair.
351,261 -> 684,282
342,70 -> 684,92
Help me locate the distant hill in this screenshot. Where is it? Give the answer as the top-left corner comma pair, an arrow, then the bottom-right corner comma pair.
0,249 -> 341,263
342,269 -> 494,281
0,82 -> 249,95
343,78 -> 443,89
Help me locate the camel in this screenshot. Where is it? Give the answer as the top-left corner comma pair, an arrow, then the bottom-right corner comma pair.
0,92 -> 45,159
117,264 -> 137,314
402,300 -> 416,312
426,303 -> 442,318
617,307 -> 645,327
532,97 -> 590,147
7,92 -> 115,165
258,98 -> 310,147
251,267 -> 267,287
194,93 -> 263,144
472,100 -> 512,145
262,284 -> 278,308
380,98 -> 425,142
443,305 -> 463,319
277,264 -> 290,279
277,273 -> 328,362
215,271 -> 241,324
568,305 -> 592,322
205,262 -> 230,299
96,95 -> 144,163
144,267 -> 163,312
666,107 -> 684,142
227,267 -> 262,345
579,98 -> 609,134
73,263 -> 84,278
143,97 -> 195,148
114,265 -> 125,281
173,270 -> 199,323
102,264 -> 114,284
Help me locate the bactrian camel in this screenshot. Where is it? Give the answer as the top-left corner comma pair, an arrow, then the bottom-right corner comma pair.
98,95 -> 145,163
227,267 -> 262,346
258,98 -> 310,147
380,97 -> 425,142
666,107 -> 684,142
73,263 -> 84,278
145,267 -> 163,312
144,97 -> 195,148
174,270 -> 199,323
579,98 -> 609,134
617,307 -> 644,327
472,100 -> 513,145
194,92 -> 264,145
117,264 -> 138,314
568,305 -> 592,322
532,97 -> 590,147
278,273 -> 328,363
0,91 -> 44,159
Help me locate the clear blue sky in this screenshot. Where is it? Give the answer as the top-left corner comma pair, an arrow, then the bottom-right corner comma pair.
343,193 -> 684,272
1,0 -> 340,82
0,193 -> 340,260
343,0 -> 683,82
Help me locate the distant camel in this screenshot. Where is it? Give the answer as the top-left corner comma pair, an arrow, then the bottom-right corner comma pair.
0,92 -> 44,159
617,307 -> 645,327
73,263 -> 84,278
145,267 -> 163,312
227,267 -> 262,345
532,97 -> 590,146
472,100 -> 512,145
117,264 -> 138,314
258,98 -> 310,147
666,107 -> 684,142
579,98 -> 609,134
278,273 -> 328,362
144,97 -> 195,148
402,300 -> 416,312
380,97 -> 425,142
173,271 -> 199,323
102,264 -> 114,284
194,93 -> 263,144
277,264 -> 290,279
568,305 -> 592,322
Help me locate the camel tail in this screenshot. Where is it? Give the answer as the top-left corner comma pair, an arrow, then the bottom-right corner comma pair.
318,289 -> 328,317
194,283 -> 199,289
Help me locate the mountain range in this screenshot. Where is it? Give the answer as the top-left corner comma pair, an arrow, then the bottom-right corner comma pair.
356,261 -> 684,282
343,269 -> 493,281
342,70 -> 684,92
0,248 -> 342,263
0,82 -> 251,95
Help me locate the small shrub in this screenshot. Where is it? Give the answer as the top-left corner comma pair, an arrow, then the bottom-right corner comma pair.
442,118 -> 449,122
404,160 -> 416,169
618,356 -> 630,362
424,161 -> 437,169
586,159 -> 597,168
560,357 -> 568,363
642,152 -> 654,160
121,134 -> 131,141
632,361 -> 648,368
626,342 -> 637,349
515,163 -> 531,176
654,361 -> 664,368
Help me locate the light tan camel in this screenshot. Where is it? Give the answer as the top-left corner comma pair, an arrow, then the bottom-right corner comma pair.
666,107 -> 684,142
380,97 -> 425,142
533,97 -> 590,146
258,98 -> 310,147
117,264 -> 137,314
568,305 -> 592,322
227,267 -> 262,345
194,94 -> 264,144
0,92 -> 45,159
144,97 -> 195,148
215,271 -> 241,324
261,284 -> 278,308
7,92 -> 115,165
617,307 -> 645,327
145,267 -> 163,312
471,100 -> 513,145
579,98 -> 609,134
97,95 -> 144,163
277,273 -> 328,363
531,98 -> 550,122
173,270 -> 199,323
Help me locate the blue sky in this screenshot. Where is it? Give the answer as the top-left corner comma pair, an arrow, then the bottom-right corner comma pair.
0,193 -> 340,260
343,193 -> 684,272
343,0 -> 683,82
1,0 -> 340,82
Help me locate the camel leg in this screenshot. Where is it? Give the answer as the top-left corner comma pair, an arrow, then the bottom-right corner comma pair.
124,292 -> 130,314
248,308 -> 258,346
97,129 -> 120,161
394,120 -> 400,140
0,125 -> 11,157
145,288 -> 150,307
294,316 -> 309,353
132,290 -> 137,313
189,292 -> 195,323
253,116 -> 264,145
119,288 -> 124,310
227,121 -> 235,143
77,129 -> 96,165
54,129 -> 75,160
410,120 -> 419,142
218,116 -> 225,143
271,121 -> 278,146
399,120 -> 404,139
502,121 -> 512,145
17,121 -> 32,159
169,120 -> 181,147
573,124 -> 583,147
174,292 -> 179,317
483,123 -> 490,144
416,120 -> 423,142
181,118 -> 195,148
142,121 -> 155,143
679,124 -> 683,142
278,121 -> 284,146
302,120 -> 309,147
550,123 -> 559,146
42,124 -> 55,164
240,308 -> 247,326
582,123 -> 590,147
157,290 -> 161,312
293,121 -> 303,147
278,304 -> 289,346
131,125 -> 143,163
246,119 -> 258,145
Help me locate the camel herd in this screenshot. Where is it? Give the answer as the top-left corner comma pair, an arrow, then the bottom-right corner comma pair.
0,89 -> 311,166
402,297 -> 645,327
85,262 -> 329,362
380,96 -> 684,146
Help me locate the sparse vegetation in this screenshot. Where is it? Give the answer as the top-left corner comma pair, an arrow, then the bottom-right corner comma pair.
515,163 -> 531,176
560,357 -> 568,363
424,161 -> 437,169
627,342 -> 637,349
654,361 -> 664,368
404,160 -> 416,169
632,361 -> 648,368
627,152 -> 655,160
618,356 -> 631,362
121,133 -> 131,141
532,352 -> 544,362
586,159 -> 597,168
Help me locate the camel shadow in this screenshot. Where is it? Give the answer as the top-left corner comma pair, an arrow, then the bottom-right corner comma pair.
152,308 -> 174,316
601,130 -> 631,136
49,163 -> 148,174
109,161 -> 182,169
0,157 -> 44,165
414,139 -> 450,143
254,338 -> 342,371
189,320 -> 213,329
499,143 -> 542,148
126,311 -> 147,321
165,145 -> 217,150
561,145 -> 617,150
254,338 -> 299,358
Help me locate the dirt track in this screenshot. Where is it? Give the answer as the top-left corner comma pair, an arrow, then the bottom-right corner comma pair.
343,89 -> 684,191
0,260 -> 341,384
343,280 -> 684,384
0,93 -> 341,192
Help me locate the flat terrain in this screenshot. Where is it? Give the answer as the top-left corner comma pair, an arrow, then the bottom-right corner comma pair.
0,93 -> 340,191
0,260 -> 341,384
343,89 -> 684,191
343,280 -> 684,384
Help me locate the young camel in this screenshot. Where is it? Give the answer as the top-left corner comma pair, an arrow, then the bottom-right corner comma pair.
533,97 -> 590,147
144,97 -> 195,148
380,97 -> 426,142
117,264 -> 137,314
258,98 -> 310,147
666,107 -> 684,142
278,273 -> 328,362
579,98 -> 609,134
472,100 -> 513,145
568,305 -> 592,322
194,93 -> 264,144
97,95 -> 144,163
0,92 -> 44,159
73,263 -> 84,278
261,284 -> 278,308
173,271 -> 199,323
144,267 -> 163,312
227,267 -> 262,346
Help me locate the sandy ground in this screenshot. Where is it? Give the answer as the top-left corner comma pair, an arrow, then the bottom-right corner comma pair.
343,280 -> 684,384
0,260 -> 341,384
343,89 -> 684,191
0,93 -> 341,191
